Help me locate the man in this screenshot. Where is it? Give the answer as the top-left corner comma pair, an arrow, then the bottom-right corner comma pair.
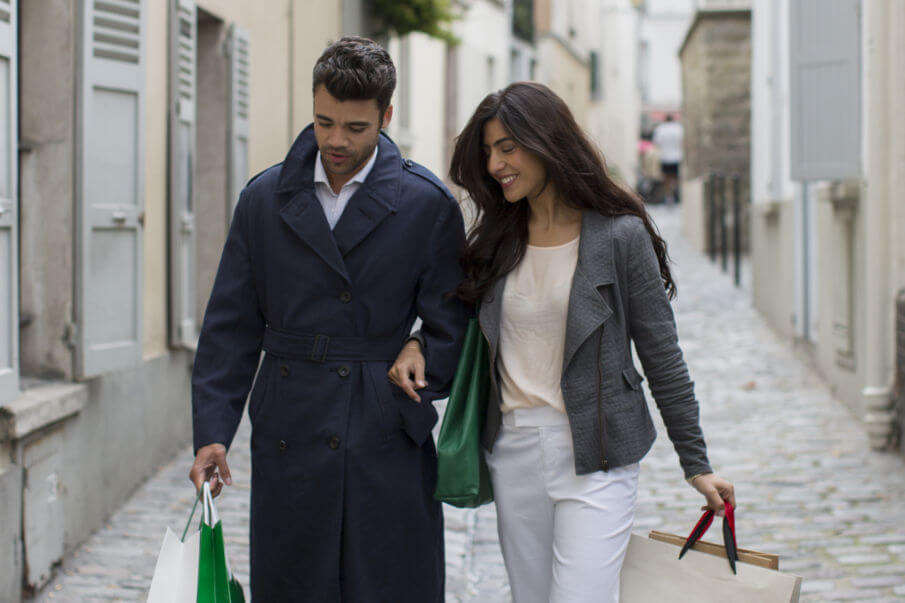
652,114 -> 684,204
189,36 -> 468,601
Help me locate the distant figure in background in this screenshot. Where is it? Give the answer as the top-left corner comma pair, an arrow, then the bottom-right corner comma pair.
637,131 -> 663,204
652,114 -> 684,204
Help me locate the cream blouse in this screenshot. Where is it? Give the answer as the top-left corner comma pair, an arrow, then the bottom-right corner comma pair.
498,236 -> 579,414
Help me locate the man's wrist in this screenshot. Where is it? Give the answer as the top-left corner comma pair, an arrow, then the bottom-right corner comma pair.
406,332 -> 425,352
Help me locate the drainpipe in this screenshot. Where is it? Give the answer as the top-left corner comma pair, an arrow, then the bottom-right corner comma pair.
861,0 -> 894,448
288,0 -> 295,144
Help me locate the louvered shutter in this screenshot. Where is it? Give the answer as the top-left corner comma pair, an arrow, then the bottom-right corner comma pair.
789,0 -> 861,180
169,0 -> 197,347
76,0 -> 146,378
227,24 -> 249,219
0,0 -> 17,401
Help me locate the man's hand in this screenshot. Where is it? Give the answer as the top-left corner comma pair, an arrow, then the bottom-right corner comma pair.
691,473 -> 735,516
387,340 -> 427,402
190,443 -> 232,498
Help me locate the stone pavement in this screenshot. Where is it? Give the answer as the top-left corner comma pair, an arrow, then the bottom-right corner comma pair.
32,206 -> 905,602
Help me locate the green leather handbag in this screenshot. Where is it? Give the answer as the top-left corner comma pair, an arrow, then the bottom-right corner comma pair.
434,317 -> 494,507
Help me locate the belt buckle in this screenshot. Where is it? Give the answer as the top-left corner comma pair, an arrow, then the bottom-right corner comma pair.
310,334 -> 330,363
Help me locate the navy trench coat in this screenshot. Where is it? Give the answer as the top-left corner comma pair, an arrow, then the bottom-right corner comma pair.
192,125 -> 469,602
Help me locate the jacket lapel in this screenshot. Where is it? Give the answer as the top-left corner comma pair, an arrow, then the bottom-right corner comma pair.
331,134 -> 401,257
478,211 -> 616,374
562,211 -> 615,372
278,187 -> 351,284
273,126 -> 403,283
478,278 -> 505,368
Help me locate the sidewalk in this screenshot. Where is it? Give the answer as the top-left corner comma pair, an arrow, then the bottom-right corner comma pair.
33,206 -> 905,602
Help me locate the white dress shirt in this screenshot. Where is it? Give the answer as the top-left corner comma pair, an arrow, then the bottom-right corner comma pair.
313,146 -> 379,229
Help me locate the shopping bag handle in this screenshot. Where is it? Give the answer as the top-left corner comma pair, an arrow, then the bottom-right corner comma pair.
679,500 -> 739,574
180,481 -> 217,541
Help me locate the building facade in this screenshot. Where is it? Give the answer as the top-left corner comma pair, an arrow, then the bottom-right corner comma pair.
586,0 -> 642,186
637,0 -> 695,131
749,0 -> 905,448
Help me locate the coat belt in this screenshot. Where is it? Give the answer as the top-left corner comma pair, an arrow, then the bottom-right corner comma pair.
262,326 -> 400,363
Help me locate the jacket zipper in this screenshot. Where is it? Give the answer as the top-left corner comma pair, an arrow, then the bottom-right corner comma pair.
596,326 -> 609,471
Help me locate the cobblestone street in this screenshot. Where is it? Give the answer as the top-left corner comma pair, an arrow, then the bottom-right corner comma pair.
32,206 -> 905,602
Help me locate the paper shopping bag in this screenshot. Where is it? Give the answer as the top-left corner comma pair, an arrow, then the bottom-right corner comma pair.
197,481 -> 245,603
147,482 -> 245,603
619,532 -> 802,602
147,526 -> 201,602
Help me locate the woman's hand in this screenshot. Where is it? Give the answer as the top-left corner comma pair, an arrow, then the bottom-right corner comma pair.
388,340 -> 428,402
691,473 -> 735,516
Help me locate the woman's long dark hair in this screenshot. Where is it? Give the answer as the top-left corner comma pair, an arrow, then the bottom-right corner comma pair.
450,82 -> 676,305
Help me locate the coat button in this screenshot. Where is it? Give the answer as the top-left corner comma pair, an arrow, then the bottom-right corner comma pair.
338,365 -> 350,377
279,440 -> 288,452
340,291 -> 352,303
280,364 -> 290,377
329,435 -> 340,449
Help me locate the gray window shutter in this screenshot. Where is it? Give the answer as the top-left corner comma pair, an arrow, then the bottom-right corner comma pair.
0,0 -> 18,401
76,0 -> 146,378
789,0 -> 861,180
227,24 -> 249,219
169,0 -> 197,347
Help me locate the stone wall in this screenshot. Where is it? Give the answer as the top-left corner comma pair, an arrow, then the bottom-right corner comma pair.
679,9 -> 751,252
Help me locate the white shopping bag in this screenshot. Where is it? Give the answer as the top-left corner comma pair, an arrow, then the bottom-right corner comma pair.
147,525 -> 201,603
620,532 -> 802,602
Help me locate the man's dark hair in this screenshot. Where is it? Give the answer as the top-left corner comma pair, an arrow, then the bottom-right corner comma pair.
312,36 -> 397,114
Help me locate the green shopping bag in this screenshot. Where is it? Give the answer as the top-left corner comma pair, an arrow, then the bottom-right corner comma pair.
147,481 -> 245,603
434,317 -> 494,507
197,481 -> 245,603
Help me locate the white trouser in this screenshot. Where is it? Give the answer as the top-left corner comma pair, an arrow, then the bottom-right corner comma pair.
485,406 -> 640,603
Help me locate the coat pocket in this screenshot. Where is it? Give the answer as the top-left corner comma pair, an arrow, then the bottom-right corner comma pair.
248,356 -> 274,424
366,363 -> 404,441
622,366 -> 645,391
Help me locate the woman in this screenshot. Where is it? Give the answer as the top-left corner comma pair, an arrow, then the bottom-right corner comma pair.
389,82 -> 734,602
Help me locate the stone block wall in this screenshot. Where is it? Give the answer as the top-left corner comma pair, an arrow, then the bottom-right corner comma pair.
679,9 -> 751,253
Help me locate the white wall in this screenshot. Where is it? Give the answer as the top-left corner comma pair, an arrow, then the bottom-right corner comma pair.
587,0 -> 641,183
452,0 -> 511,133
750,0 -> 795,205
639,0 -> 694,110
393,32 -> 448,176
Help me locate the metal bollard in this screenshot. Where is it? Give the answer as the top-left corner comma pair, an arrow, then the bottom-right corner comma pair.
707,175 -> 716,263
733,175 -> 741,287
719,174 -> 728,273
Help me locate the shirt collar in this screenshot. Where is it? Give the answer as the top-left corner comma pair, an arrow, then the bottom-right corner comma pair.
314,145 -> 379,192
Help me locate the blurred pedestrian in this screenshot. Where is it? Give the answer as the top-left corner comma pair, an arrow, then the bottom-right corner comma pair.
389,82 -> 733,603
637,131 -> 663,203
652,113 -> 684,204
190,36 -> 468,601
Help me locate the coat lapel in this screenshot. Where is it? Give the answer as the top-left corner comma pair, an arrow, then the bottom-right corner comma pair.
331,135 -> 401,257
278,187 -> 351,284
562,211 -> 615,372
274,126 -> 403,283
